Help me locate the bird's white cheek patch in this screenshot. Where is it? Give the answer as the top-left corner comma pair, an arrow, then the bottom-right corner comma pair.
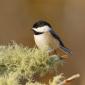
33,26 -> 51,32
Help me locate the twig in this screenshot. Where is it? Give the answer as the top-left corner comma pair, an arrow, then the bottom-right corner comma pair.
58,73 -> 80,85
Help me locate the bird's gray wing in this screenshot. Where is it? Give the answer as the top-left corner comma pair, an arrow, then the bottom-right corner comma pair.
50,30 -> 72,55
50,30 -> 65,47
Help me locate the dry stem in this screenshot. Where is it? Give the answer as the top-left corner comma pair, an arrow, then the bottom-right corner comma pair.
58,73 -> 80,85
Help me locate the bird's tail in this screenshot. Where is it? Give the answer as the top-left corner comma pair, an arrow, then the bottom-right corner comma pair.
60,46 -> 72,55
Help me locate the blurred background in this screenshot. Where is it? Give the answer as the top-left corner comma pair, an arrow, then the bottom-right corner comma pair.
0,0 -> 85,85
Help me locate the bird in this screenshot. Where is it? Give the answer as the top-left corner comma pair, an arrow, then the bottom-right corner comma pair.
32,20 -> 72,59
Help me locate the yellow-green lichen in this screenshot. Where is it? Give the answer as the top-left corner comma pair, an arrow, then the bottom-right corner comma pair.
0,42 -> 64,85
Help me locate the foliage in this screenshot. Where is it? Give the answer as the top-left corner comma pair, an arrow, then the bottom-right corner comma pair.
0,42 -> 64,85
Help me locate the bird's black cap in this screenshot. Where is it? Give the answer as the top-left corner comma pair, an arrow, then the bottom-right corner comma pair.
33,20 -> 52,28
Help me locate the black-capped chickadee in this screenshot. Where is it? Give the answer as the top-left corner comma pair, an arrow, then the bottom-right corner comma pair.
32,20 -> 72,58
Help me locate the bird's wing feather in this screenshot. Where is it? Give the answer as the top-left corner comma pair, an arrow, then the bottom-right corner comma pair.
50,30 -> 65,47
50,30 -> 72,55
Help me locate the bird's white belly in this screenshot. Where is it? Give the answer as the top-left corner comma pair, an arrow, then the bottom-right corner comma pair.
34,34 -> 49,49
34,33 -> 59,50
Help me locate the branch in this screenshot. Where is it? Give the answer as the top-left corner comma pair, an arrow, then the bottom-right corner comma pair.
58,73 -> 80,85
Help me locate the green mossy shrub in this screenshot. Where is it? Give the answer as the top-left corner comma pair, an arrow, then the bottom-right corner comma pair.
0,42 -> 64,85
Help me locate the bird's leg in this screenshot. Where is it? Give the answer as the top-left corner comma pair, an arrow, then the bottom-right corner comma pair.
48,48 -> 56,56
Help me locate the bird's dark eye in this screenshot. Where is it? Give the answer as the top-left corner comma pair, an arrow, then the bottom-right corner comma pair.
33,20 -> 52,28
